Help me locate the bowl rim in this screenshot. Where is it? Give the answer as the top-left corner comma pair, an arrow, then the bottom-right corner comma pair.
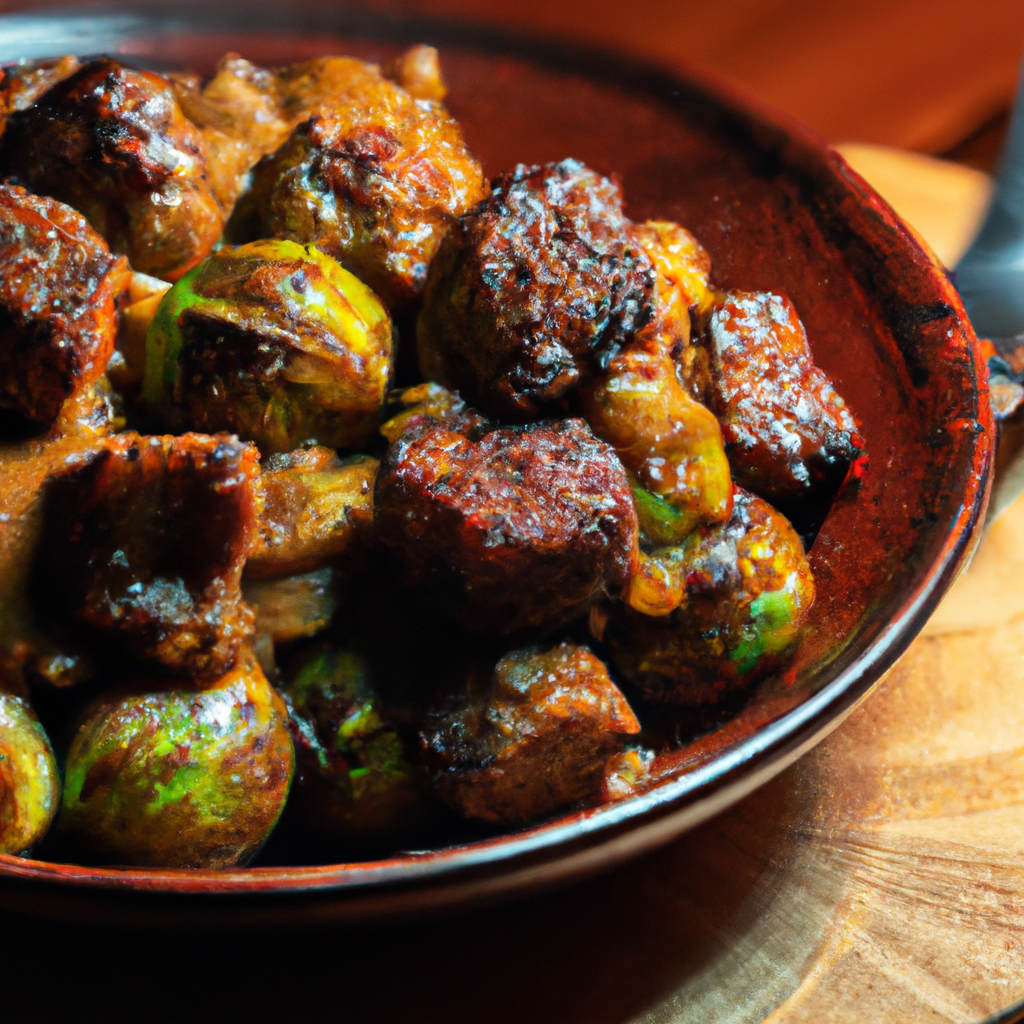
0,8 -> 994,913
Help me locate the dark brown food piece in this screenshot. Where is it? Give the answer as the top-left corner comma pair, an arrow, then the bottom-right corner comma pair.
422,641 -> 640,825
601,488 -> 815,706
0,184 -> 128,431
32,431 -> 260,679
375,416 -> 640,634
2,58 -> 224,280
247,61 -> 487,309
0,55 -> 80,139
284,645 -> 432,845
248,448 -> 378,579
417,159 -> 655,420
696,291 -> 863,516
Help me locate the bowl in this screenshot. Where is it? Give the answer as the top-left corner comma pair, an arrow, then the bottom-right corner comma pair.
0,5 -> 993,924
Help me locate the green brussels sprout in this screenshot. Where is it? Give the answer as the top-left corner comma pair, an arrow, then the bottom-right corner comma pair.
143,239 -> 393,454
58,652 -> 294,868
284,647 -> 430,846
0,691 -> 60,854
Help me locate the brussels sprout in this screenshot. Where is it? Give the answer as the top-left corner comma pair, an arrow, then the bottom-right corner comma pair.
143,239 -> 393,454
602,488 -> 815,707
0,691 -> 60,854
58,652 -> 294,868
284,647 -> 429,845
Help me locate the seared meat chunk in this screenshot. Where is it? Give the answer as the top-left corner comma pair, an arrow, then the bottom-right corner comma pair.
0,185 -> 128,430
284,645 -> 431,845
422,641 -> 640,825
143,239 -> 393,454
375,416 -> 639,634
579,220 -> 730,548
247,60 -> 486,309
33,432 -> 259,679
418,160 -> 655,420
248,448 -> 378,579
2,59 -> 224,280
602,488 -> 815,706
58,650 -> 294,868
0,55 -> 80,138
696,291 -> 863,516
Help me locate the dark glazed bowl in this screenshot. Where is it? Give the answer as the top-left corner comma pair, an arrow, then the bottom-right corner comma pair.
0,6 -> 993,924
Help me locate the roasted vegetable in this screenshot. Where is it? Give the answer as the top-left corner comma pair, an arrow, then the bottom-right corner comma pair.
579,220 -> 730,546
2,58 -> 224,281
417,159 -> 655,420
284,645 -> 429,844
0,690 -> 60,854
375,415 -> 639,634
602,488 -> 815,705
143,239 -> 393,454
58,652 -> 294,868
32,431 -> 259,680
694,291 -> 863,519
246,59 -> 486,309
422,641 -> 640,824
0,184 -> 128,433
248,448 -> 377,579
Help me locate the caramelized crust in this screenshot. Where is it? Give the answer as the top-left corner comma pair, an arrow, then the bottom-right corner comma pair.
697,291 -> 864,516
422,641 -> 640,824
2,58 -> 224,281
376,417 -> 640,634
0,55 -> 81,138
417,160 -> 655,420
32,432 -> 260,679
0,184 -> 128,429
248,60 -> 486,309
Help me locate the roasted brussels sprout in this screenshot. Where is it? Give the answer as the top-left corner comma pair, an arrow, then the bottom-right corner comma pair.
58,652 -> 294,868
422,641 -> 640,824
143,239 -> 393,454
378,381 -> 486,444
601,488 -> 815,706
375,415 -> 639,634
33,431 -> 259,680
578,219 -> 733,600
247,61 -> 487,309
2,59 -> 224,281
248,447 -> 378,579
284,646 -> 430,845
0,690 -> 60,854
695,291 -> 864,519
417,159 -> 655,420
0,184 -> 129,433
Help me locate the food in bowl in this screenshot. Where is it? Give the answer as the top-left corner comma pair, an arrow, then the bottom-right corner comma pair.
0,46 -> 863,867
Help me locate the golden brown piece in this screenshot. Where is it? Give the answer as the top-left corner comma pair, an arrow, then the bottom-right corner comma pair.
418,160 -> 655,420
248,59 -> 487,309
0,55 -> 80,139
383,44 -> 447,102
601,488 -> 815,706
422,641 -> 640,825
0,184 -> 128,432
2,58 -> 224,281
143,239 -> 394,455
375,416 -> 640,634
579,221 -> 731,550
32,432 -> 260,680
248,448 -> 378,579
696,290 -> 864,519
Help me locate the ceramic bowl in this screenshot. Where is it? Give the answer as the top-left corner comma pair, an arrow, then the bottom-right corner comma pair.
0,5 -> 992,924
